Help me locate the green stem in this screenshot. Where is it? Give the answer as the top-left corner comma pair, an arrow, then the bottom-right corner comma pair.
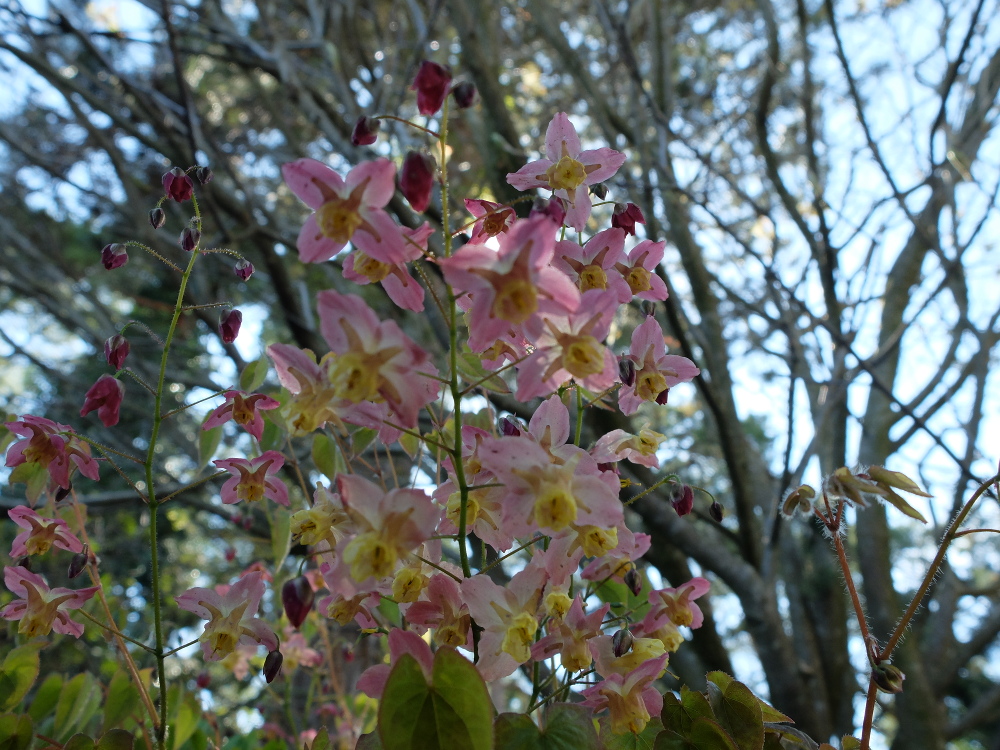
575,386 -> 584,446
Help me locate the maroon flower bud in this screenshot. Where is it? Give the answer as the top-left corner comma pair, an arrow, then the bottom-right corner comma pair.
234,259 -> 255,281
655,388 -> 670,405
282,576 -> 315,628
225,547 -> 237,562
149,207 -> 166,229
411,60 -> 452,115
451,81 -> 477,109
872,662 -> 905,694
179,225 -> 201,252
710,501 -> 725,523
530,196 -> 567,226
612,627 -> 635,657
242,516 -> 252,531
641,300 -> 656,317
670,484 -> 695,517
195,166 -> 214,185
263,650 -> 283,683
80,374 -> 124,427
195,672 -> 211,689
400,151 -> 436,213
590,183 -> 609,200
342,646 -> 355,662
351,116 -> 381,146
612,202 -> 645,236
15,556 -> 32,571
220,309 -> 243,344
162,167 -> 194,202
624,567 -> 643,596
618,357 -> 636,387
499,417 -> 521,437
54,484 -> 73,503
101,243 -> 128,270
68,545 -> 91,579
597,462 -> 618,474
105,334 -> 130,370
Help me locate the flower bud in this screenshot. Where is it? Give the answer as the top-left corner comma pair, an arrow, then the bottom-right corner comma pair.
15,556 -> 32,571
101,243 -> 128,270
612,627 -> 635,657
179,225 -> 201,252
451,81 -> 477,109
80,374 -> 124,428
234,259 -> 255,281
263,650 -> 283,683
872,662 -> 905,694
781,484 -> 816,517
400,151 -> 436,213
530,196 -> 567,226
641,300 -> 657,317
105,334 -> 130,370
195,672 -> 211,689
351,116 -> 381,146
282,576 -> 315,628
162,167 -> 194,202
195,166 -> 214,185
149,207 -> 166,229
499,417 -> 521,437
670,484 -> 694,517
54,484 -> 73,503
710,501 -> 725,523
655,387 -> 670,405
612,202 -> 645,236
624,567 -> 643,596
67,546 -> 90,579
618,357 -> 636,387
220,309 -> 243,344
411,60 -> 452,115
590,183 -> 609,200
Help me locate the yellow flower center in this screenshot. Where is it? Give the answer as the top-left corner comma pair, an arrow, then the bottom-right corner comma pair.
534,483 -> 578,531
546,156 -> 587,193
317,197 -> 363,245
392,568 -> 428,603
343,532 -> 397,581
501,611 -> 538,663
353,251 -> 392,283
562,335 -> 605,379
544,590 -> 573,620
635,370 -> 667,402
329,352 -> 384,403
492,278 -> 539,324
483,211 -> 509,236
446,490 -> 481,529
579,525 -> 618,557
625,266 -> 652,295
579,264 -> 608,291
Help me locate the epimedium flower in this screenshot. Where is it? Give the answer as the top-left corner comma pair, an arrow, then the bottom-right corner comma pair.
615,239 -> 669,301
351,115 -> 381,146
463,199 -> 516,245
532,597 -> 608,673
619,317 -> 700,416
611,202 -> 645,236
289,484 -> 351,549
553,228 -> 631,301
357,629 -> 435,699
282,158 -> 408,264
507,112 -> 626,230
213,451 -> 289,507
411,60 -> 452,115
591,426 -> 667,469
80,374 -> 124,428
5,416 -> 100,503
647,577 -> 711,630
8,506 -> 84,558
104,334 -> 130,370
405,572 -> 473,649
204,390 -> 280,441
101,243 -> 128,270
342,223 -> 431,312
580,654 -> 667,735
175,570 -> 279,661
1,566 -> 98,638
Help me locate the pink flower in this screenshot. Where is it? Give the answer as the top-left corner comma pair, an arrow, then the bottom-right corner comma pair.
411,61 -> 452,115
213,451 -> 289,507
79,375 -> 124,427
591,427 -> 666,469
342,223 -> 431,312
204,391 -> 280,441
647,577 -> 711,629
580,655 -> 667,735
357,629 -> 434,698
175,571 -> 279,661
404,573 -> 472,649
507,113 -> 626,230
1,566 -> 97,638
463,199 -> 516,245
553,228 -> 631,301
611,202 -> 645,236
8,506 -> 84,558
4,416 -> 100,502
281,626 -> 323,671
439,216 -> 580,352
104,335 -> 130,370
282,158 -> 407,264
615,240 -> 668,301
532,597 -> 608,673
619,317 -> 700,416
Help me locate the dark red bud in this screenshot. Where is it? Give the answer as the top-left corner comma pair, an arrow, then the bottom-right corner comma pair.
342,646 -> 355,662
530,196 -> 567,225
351,116 -> 381,146
618,357 -> 636,387
400,151 -> 436,213
451,81 -> 477,109
162,167 -> 194,202
220,309 -> 243,344
655,388 -> 670,405
67,546 -> 90,579
234,259 -> 255,281
624,567 -> 643,596
282,576 -> 315,628
263,650 -> 283,683
179,226 -> 201,252
670,484 -> 695,516
195,672 -> 211,689
225,547 -> 237,562
149,207 -> 166,229
612,627 -> 635,657
411,60 -> 452,115
499,417 -> 521,437
195,166 -> 214,185
101,243 -> 129,270
54,484 -> 73,503
710,501 -> 725,523
611,202 -> 645,236
872,662 -> 905,694
105,334 -> 130,370
590,183 -> 609,200
15,556 -> 32,571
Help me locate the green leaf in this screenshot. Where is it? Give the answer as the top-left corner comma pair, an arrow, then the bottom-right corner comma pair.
652,730 -> 696,750
0,644 -> 42,712
310,727 -> 330,750
495,704 -> 599,750
102,671 -> 140,733
679,687 -> 714,722
97,728 -> 134,750
456,349 -> 510,394
312,433 -> 346,483
600,716 -> 662,750
270,505 -> 292,572
55,673 -> 101,740
715,682 -> 764,750
398,430 -> 422,459
239,357 -> 269,392
29,673 -> 63,722
65,734 -> 96,750
171,693 -> 200,750
355,733 -> 384,750
197,421 -> 222,471
351,428 -> 379,457
378,649 -> 493,750
0,713 -> 34,750
881,489 -> 927,523
688,718 -> 739,750
707,674 -> 790,724
841,737 -> 861,750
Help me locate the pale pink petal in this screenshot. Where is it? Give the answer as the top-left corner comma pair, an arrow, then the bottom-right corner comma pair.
354,209 -> 410,264
282,159 -> 345,210
578,147 -> 627,184
545,113 -> 582,160
507,160 -> 555,191
296,214 -> 342,263
266,344 -> 321,394
345,158 -> 397,208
